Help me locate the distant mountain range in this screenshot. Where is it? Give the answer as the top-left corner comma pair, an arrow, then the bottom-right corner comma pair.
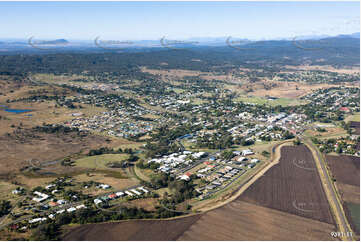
0,32 -> 358,53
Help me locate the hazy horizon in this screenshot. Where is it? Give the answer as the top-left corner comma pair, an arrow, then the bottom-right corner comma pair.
0,1 -> 359,41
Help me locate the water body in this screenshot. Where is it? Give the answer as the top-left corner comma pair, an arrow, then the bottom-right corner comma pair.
4,109 -> 32,114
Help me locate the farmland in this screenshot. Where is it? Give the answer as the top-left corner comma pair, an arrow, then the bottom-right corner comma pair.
326,154 -> 360,234
178,200 -> 336,241
326,155 -> 359,187
63,200 -> 337,241
62,215 -> 202,241
240,145 -> 334,224
350,121 -> 360,135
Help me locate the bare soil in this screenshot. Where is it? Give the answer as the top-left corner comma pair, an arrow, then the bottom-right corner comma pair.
62,215 -> 202,241
326,155 -> 359,187
179,200 -> 337,241
240,145 -> 334,224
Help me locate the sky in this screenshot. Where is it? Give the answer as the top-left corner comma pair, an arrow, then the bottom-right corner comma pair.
0,1 -> 359,41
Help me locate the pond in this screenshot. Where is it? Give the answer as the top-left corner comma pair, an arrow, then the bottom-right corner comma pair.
4,109 -> 32,114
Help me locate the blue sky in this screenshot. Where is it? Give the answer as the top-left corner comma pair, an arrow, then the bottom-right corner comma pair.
0,1 -> 359,40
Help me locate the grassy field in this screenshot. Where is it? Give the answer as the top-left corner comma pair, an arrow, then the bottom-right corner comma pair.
75,154 -> 129,169
235,96 -> 306,107
346,113 -> 360,122
346,202 -> 360,233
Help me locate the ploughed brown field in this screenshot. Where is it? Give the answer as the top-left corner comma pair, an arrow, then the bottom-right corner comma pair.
349,121 -> 360,135
178,200 -> 336,241
62,215 -> 202,241
63,144 -> 338,241
240,145 -> 334,224
326,155 -> 360,234
63,201 -> 336,241
326,155 -> 359,188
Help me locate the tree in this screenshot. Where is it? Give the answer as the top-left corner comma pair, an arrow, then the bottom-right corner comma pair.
293,138 -> 301,145
0,200 -> 11,216
31,223 -> 61,241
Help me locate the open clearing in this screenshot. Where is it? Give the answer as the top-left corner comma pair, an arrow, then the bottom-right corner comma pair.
235,96 -> 307,107
240,145 -> 334,224
75,154 -> 129,169
0,128 -> 111,174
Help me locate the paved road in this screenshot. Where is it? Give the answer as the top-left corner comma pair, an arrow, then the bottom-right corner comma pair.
302,137 -> 354,241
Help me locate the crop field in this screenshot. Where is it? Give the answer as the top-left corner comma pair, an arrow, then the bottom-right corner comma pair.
349,121 -> 360,135
239,145 -> 334,224
326,155 -> 359,187
62,200 -> 337,241
62,215 -> 202,241
179,200 -> 336,241
326,154 -> 360,234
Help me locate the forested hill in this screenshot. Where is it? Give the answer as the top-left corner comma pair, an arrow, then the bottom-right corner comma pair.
0,36 -> 359,76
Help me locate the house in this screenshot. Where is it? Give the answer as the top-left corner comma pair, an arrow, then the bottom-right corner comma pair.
242,149 -> 254,156
125,190 -> 134,196
57,199 -> 66,205
93,199 -> 102,205
67,207 -> 76,213
237,156 -> 247,162
28,218 -> 47,224
76,204 -> 86,209
251,158 -> 260,163
248,163 -> 256,168
108,193 -> 117,199
138,187 -> 149,193
12,189 -> 22,195
45,184 -> 55,190
97,184 -> 110,189
32,191 -> 49,203
179,174 -> 190,181
205,185 -> 216,190
115,191 -> 125,197
49,201 -> 58,207
51,190 -> 59,194
56,209 -> 65,214
211,181 -> 222,186
130,189 -> 142,196
233,151 -> 241,156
